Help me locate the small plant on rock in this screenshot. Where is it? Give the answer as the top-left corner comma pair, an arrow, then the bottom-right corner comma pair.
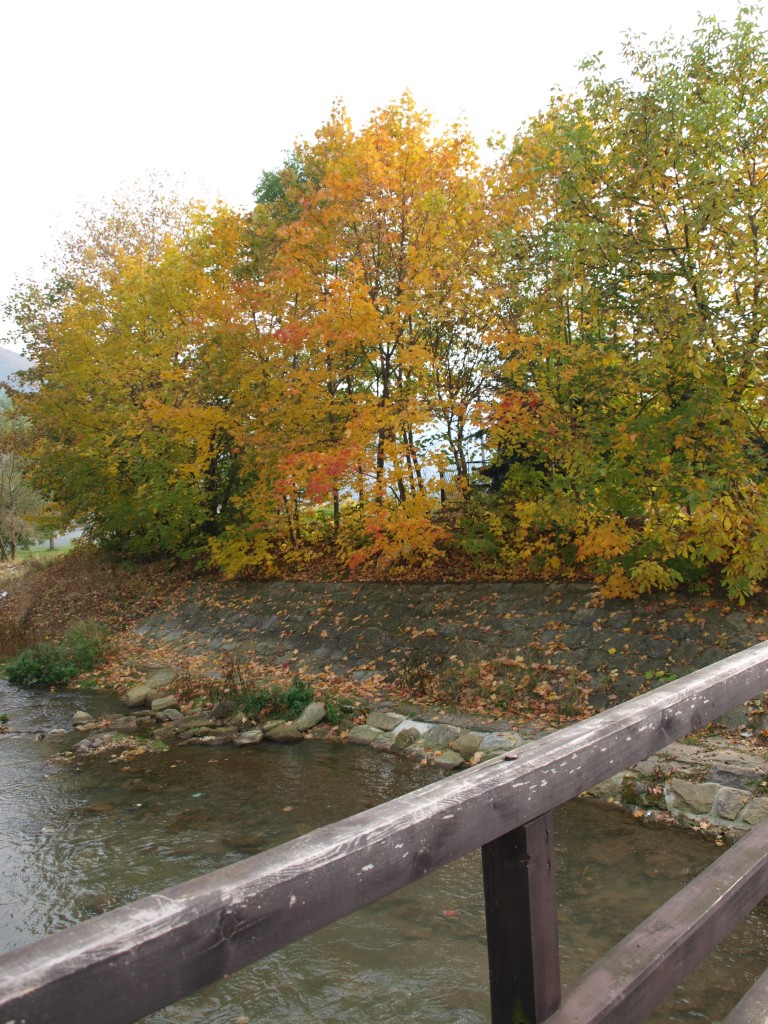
239,676 -> 315,721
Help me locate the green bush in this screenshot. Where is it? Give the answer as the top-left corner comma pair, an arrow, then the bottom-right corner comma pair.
240,685 -> 282,718
239,676 -> 314,721
5,620 -> 108,687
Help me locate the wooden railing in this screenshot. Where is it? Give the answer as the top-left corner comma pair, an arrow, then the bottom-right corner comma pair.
2,643 -> 768,1024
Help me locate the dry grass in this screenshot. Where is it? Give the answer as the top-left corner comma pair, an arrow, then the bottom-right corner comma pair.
0,547 -> 193,658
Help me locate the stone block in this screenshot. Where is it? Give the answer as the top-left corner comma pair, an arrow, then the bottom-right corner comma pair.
449,730 -> 484,759
422,724 -> 461,749
713,786 -> 751,821
479,732 -> 522,755
715,706 -> 751,731
587,772 -> 624,801
144,668 -> 178,690
392,727 -> 422,752
741,796 -> 768,826
366,711 -> 406,732
434,750 -> 465,769
665,779 -> 718,814
347,725 -> 384,745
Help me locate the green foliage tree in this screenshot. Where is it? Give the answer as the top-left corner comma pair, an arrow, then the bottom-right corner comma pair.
488,6 -> 768,598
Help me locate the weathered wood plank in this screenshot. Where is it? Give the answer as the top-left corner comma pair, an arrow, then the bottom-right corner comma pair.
1,643 -> 767,1024
722,967 -> 768,1024
542,816 -> 768,1024
483,813 -> 560,1023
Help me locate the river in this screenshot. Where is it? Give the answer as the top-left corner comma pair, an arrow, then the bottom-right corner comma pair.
1,679 -> 766,1022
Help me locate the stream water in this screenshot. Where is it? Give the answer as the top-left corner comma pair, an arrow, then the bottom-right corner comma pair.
1,679 -> 766,1023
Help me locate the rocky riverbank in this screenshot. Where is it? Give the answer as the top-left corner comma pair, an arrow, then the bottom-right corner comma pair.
54,666 -> 768,845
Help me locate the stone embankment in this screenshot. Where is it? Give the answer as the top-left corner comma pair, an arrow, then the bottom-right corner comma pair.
62,665 -> 768,844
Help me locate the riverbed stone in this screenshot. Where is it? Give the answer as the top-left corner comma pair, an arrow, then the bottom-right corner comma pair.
151,696 -> 180,713
713,786 -> 751,821
234,728 -> 264,746
401,742 -> 428,759
666,780 -> 718,814
370,733 -> 395,752
125,684 -> 151,708
741,796 -> 768,825
347,725 -> 385,745
294,702 -> 327,731
71,711 -> 94,726
112,715 -> 139,733
162,708 -> 183,722
366,711 -> 406,732
449,730 -> 484,759
264,722 -> 304,743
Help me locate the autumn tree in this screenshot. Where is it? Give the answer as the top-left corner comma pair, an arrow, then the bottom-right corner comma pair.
217,95 -> 501,574
10,12 -> 768,597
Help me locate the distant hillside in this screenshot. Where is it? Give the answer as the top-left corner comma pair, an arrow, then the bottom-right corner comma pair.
0,346 -> 30,387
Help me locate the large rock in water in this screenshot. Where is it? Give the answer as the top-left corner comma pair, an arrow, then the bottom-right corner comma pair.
234,728 -> 264,746
111,715 -> 139,733
264,722 -> 304,743
294,702 -> 326,731
347,725 -> 384,745
124,685 -> 151,708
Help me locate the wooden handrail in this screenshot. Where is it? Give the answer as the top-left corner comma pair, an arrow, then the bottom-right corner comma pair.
545,815 -> 768,1024
1,642 -> 768,1024
723,965 -> 768,1023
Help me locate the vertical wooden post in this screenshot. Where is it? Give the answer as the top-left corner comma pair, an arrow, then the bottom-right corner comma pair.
482,812 -> 561,1024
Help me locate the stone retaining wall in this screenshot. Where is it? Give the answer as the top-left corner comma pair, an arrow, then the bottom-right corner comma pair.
133,579 -> 768,721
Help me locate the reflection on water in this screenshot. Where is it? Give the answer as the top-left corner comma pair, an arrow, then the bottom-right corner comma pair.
1,680 -> 766,1022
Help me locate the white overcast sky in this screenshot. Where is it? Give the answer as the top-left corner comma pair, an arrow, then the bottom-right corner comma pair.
0,0 -> 759,349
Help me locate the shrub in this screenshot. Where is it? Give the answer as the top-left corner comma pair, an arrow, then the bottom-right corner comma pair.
5,620 -> 108,686
282,677 -> 314,718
